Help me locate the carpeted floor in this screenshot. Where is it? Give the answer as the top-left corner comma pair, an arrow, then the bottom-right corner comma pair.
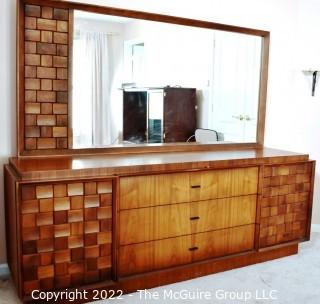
1,233 -> 319,304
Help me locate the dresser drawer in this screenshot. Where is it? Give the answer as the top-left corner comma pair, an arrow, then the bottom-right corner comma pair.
119,194 -> 257,245
120,167 -> 258,210
118,224 -> 255,276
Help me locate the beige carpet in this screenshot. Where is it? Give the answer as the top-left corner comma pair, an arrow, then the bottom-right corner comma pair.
1,233 -> 319,304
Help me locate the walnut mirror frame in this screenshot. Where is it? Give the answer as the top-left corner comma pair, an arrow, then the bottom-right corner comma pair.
17,0 -> 269,157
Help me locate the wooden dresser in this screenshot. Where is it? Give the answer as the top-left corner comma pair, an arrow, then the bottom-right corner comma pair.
4,147 -> 315,303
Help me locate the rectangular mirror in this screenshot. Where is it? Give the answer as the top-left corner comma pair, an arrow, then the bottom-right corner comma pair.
71,10 -> 264,149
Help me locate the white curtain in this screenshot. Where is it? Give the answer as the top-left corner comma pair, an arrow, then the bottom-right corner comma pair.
73,30 -> 113,147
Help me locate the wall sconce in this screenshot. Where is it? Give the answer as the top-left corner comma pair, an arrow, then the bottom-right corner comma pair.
303,70 -> 320,96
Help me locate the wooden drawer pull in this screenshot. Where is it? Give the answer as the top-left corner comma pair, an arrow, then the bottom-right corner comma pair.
188,246 -> 199,251
190,216 -> 200,221
191,185 -> 201,189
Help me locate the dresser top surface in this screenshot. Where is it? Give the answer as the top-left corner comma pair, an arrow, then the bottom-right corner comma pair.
9,147 -> 310,181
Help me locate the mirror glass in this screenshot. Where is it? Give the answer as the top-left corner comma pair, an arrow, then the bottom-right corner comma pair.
72,10 -> 262,148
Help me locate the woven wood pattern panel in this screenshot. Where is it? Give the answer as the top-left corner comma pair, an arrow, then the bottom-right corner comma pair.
259,163 -> 312,247
20,180 -> 112,296
24,4 -> 70,151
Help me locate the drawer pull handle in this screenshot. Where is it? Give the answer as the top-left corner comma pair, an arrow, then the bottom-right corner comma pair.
191,185 -> 201,189
189,246 -> 199,251
190,216 -> 200,221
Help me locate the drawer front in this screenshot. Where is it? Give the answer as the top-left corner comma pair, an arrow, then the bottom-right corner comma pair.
118,224 -> 255,276
119,194 -> 257,245
259,162 -> 314,248
120,167 -> 258,209
20,180 -> 113,296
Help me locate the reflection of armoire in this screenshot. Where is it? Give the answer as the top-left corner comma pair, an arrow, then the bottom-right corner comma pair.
123,87 -> 197,143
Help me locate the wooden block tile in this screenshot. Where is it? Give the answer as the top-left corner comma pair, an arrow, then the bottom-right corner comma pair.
40,79 -> 53,91
25,66 -> 37,78
37,67 -> 56,79
41,103 -> 53,115
25,41 -> 37,54
37,115 -> 56,126
22,227 -> 39,241
84,234 -> 97,247
71,222 -> 83,236
97,256 -> 111,269
57,91 -> 68,103
42,7 -> 53,19
25,17 -> 37,29
22,214 -> 36,228
53,56 -> 68,68
53,184 -> 67,197
23,240 -> 38,255
57,138 -> 68,149
25,78 -> 40,90
53,127 -> 68,137
68,236 -> 84,249
71,248 -> 84,261
57,21 -> 68,32
97,181 -> 112,194
25,138 -> 35,150
25,126 -> 40,138
53,32 -> 68,44
55,250 -> 71,263
53,104 -> 68,115
53,80 -> 68,91
100,193 -> 112,206
41,55 -> 53,67
25,102 -> 41,114
57,68 -> 68,79
54,237 -> 68,250
100,219 -> 112,232
68,210 -> 83,223
69,262 -> 84,275
67,183 -> 84,197
36,185 -> 53,199
24,280 -> 40,295
25,29 -> 40,41
37,18 -> 57,31
23,254 -> 40,268
37,42 -> 56,55
57,115 -> 68,127
38,265 -> 54,279
85,182 -> 97,195
37,239 -> 54,253
100,244 -> 111,257
53,8 -> 69,21
25,5 -> 40,17
25,90 -> 37,102
84,208 -> 97,221
23,266 -> 38,281
97,207 -> 112,220
41,31 -> 53,43
55,275 -> 71,289
36,212 -> 53,226
25,54 -> 40,66
57,44 -> 68,57
40,126 -> 53,138
55,263 -> 68,276
86,258 -> 97,271
97,232 -> 112,245
85,221 -> 100,234
54,210 -> 68,225
54,197 -> 70,211
25,114 -> 37,126
40,277 -> 54,291
71,196 -> 83,209
84,195 -> 100,208
85,246 -> 99,259
54,224 -> 70,238
40,226 -> 54,239
21,185 -> 36,201
37,138 -> 56,149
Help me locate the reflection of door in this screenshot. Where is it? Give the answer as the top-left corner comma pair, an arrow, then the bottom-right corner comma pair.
123,91 -> 147,143
148,90 -> 164,143
210,32 -> 261,142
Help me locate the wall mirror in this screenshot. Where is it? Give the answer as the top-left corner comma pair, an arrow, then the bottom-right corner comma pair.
71,10 -> 266,149
18,0 -> 269,155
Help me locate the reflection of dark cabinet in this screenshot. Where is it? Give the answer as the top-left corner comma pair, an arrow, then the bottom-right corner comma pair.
123,87 -> 197,143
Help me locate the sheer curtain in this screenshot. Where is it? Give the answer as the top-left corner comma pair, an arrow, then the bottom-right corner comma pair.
73,30 -> 113,147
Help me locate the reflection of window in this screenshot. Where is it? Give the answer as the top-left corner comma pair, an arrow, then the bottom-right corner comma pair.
124,40 -> 145,84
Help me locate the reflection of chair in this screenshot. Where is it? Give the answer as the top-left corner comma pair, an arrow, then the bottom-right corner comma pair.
195,129 -> 218,143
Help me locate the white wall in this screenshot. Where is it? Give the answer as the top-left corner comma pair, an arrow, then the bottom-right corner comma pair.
1,0 -> 319,264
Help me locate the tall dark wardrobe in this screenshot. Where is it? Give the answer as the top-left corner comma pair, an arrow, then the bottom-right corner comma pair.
123,87 -> 197,143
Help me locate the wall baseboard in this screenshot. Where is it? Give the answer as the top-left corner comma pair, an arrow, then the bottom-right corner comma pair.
0,264 -> 10,280
311,224 -> 320,233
